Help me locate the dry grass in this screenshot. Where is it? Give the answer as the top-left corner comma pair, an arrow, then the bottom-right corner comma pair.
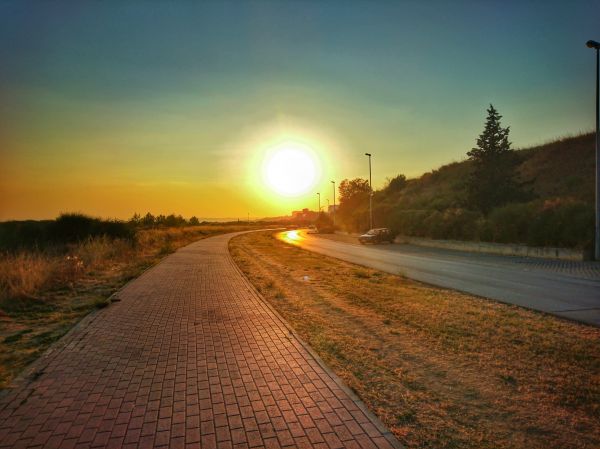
230,231 -> 600,449
0,253 -> 56,300
0,225 -> 255,389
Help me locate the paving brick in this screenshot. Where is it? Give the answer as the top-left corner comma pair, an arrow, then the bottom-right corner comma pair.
0,233 -> 400,448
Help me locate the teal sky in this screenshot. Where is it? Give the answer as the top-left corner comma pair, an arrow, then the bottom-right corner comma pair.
1,1 -> 598,220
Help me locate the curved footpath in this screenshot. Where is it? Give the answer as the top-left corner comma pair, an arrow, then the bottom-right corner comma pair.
0,232 -> 401,449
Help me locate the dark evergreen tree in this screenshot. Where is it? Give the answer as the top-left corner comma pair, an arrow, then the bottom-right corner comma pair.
466,105 -> 523,213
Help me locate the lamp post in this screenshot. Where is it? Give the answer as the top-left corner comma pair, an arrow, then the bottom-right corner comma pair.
317,192 -> 321,213
587,39 -> 600,260
331,180 -> 336,226
365,152 -> 373,230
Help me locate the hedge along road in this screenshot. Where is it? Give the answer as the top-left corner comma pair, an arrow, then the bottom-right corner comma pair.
278,230 -> 600,327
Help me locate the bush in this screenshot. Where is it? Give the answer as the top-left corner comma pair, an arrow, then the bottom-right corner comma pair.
0,220 -> 52,251
487,203 -> 537,244
526,199 -> 593,249
50,213 -> 135,244
388,208 -> 482,241
0,214 -> 136,252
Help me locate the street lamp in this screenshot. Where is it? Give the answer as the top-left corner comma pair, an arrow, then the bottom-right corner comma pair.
317,192 -> 321,213
331,180 -> 336,226
365,152 -> 373,230
587,39 -> 600,260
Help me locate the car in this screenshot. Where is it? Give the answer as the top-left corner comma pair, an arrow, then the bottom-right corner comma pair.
358,228 -> 394,244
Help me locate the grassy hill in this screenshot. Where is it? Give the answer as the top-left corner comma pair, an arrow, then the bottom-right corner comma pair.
344,132 -> 595,249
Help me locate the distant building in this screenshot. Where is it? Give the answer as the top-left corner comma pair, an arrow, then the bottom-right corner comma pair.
291,208 -> 319,222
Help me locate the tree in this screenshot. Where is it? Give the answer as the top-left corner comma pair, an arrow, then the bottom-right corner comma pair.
314,211 -> 334,232
385,174 -> 407,193
129,213 -> 141,226
339,178 -> 370,203
189,216 -> 200,226
338,178 -> 371,231
141,212 -> 155,227
466,104 -> 523,214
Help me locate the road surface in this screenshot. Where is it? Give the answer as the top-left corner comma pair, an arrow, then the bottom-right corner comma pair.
0,232 -> 401,449
279,230 -> 600,326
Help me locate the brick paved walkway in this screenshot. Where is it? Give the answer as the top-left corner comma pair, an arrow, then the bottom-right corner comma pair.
0,233 -> 401,449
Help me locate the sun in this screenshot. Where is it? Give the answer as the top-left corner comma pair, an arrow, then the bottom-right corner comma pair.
262,143 -> 319,196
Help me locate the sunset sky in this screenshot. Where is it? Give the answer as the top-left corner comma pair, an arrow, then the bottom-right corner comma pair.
1,1 -> 598,220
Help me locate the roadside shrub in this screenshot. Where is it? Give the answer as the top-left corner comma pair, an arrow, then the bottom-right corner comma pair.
0,214 -> 136,252
50,213 -> 135,244
389,210 -> 431,237
526,199 -> 593,248
487,202 -> 537,244
438,209 -> 482,240
423,210 -> 444,239
0,220 -> 52,251
389,208 -> 482,241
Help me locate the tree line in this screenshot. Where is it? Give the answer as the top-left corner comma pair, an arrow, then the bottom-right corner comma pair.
128,213 -> 202,227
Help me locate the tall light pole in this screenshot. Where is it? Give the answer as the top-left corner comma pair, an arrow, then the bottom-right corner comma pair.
317,192 -> 321,213
587,39 -> 600,260
365,152 -> 373,230
331,180 -> 336,226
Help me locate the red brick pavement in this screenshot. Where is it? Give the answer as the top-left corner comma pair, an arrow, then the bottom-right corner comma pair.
0,233 -> 402,448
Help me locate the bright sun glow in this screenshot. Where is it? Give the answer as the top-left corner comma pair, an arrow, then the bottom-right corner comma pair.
262,144 -> 319,196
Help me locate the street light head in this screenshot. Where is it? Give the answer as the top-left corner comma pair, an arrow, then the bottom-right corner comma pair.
365,152 -> 371,156
586,40 -> 600,49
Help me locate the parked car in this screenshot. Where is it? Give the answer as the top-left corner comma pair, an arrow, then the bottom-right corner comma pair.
358,228 -> 394,244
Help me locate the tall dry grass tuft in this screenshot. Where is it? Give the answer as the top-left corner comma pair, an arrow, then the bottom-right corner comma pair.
0,253 -> 55,301
74,236 -> 133,268
0,237 -> 136,302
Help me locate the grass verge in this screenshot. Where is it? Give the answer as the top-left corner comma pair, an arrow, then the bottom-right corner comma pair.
0,225 -> 255,389
229,230 -> 600,449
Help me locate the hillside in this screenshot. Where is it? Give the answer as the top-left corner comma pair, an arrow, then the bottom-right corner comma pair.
341,132 -> 595,249
385,132 -> 594,209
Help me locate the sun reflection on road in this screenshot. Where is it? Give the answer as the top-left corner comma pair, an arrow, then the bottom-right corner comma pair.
278,229 -> 305,245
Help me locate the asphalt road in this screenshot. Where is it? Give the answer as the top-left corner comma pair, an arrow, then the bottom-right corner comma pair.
278,230 -> 600,327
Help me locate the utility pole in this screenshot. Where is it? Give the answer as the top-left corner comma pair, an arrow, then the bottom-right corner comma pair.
317,192 -> 321,213
365,152 -> 373,230
587,39 -> 600,260
331,180 -> 336,226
